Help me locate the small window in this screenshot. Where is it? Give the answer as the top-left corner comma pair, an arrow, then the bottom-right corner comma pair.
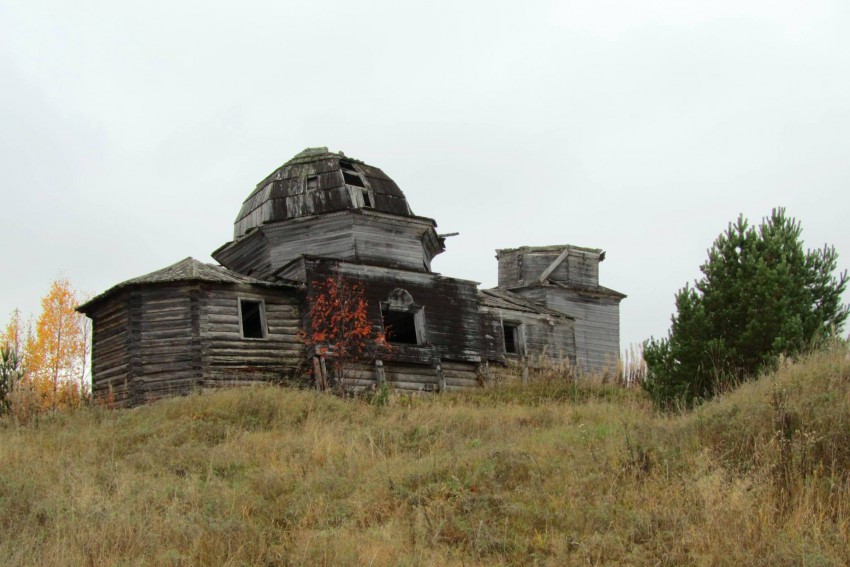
342,170 -> 365,188
239,299 -> 267,339
362,190 -> 373,208
306,176 -> 318,191
339,159 -> 358,172
503,323 -> 520,354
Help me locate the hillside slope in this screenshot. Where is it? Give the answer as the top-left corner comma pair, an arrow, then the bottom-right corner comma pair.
1,346 -> 848,566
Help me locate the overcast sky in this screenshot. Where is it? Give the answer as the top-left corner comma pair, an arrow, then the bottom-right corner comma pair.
2,0 -> 848,351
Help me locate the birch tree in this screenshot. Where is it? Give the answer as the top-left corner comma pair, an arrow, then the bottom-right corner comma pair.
25,279 -> 89,410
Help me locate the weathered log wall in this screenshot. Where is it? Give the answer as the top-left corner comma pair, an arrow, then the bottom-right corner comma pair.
200,284 -> 303,386
516,287 -> 620,375
318,359 -> 481,393
212,230 -> 272,280
480,308 -> 576,368
216,211 -> 442,280
305,258 -> 487,366
88,281 -> 303,407
131,285 -> 198,403
497,246 -> 601,288
90,291 -> 132,405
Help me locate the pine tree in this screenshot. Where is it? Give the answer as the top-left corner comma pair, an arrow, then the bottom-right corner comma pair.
643,208 -> 848,408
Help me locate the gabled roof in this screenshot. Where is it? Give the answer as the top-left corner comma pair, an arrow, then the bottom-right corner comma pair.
479,288 -> 573,319
77,257 -> 298,314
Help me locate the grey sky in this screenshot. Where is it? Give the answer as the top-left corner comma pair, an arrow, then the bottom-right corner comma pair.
2,0 -> 848,352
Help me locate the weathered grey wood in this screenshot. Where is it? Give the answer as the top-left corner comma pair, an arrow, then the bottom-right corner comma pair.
82,148 -> 626,405
538,247 -> 571,284
81,260 -> 304,407
217,207 -> 445,280
375,360 -> 385,386
230,148 -> 420,239
497,245 -> 606,289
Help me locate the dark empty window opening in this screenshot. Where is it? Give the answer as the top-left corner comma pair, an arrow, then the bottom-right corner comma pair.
342,170 -> 365,187
306,175 -> 318,191
503,323 -> 519,354
339,159 -> 358,172
362,190 -> 373,208
383,310 -> 418,344
240,299 -> 266,339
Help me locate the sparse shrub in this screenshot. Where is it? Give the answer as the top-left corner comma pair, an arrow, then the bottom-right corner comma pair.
367,381 -> 390,407
301,276 -> 390,393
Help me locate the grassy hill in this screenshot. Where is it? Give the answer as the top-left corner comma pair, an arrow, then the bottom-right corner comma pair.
1,346 -> 849,566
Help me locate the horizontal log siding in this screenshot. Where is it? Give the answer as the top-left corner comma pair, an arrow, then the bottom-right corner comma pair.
525,316 -> 575,365
90,282 -> 303,407
439,361 -> 481,391
497,249 -> 524,288
265,216 -> 356,269
350,215 -> 429,271
90,293 -> 132,405
200,284 -> 303,385
565,254 -> 599,287
307,260 -> 486,365
481,307 -> 576,367
263,214 -> 433,275
132,286 -> 198,404
214,231 -> 273,279
383,361 -> 479,392
481,312 -> 507,363
543,289 -> 620,376
497,248 -> 600,288
311,359 -> 480,393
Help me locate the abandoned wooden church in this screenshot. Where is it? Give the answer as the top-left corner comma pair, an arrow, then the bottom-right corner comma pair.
78,148 -> 626,406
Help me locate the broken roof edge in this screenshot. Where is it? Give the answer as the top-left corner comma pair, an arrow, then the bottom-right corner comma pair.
251,147 -> 369,192
219,208 -> 442,253
548,280 -> 627,299
499,281 -> 626,299
77,257 -> 298,315
479,288 -> 574,319
299,255 -> 484,286
235,207 -> 438,233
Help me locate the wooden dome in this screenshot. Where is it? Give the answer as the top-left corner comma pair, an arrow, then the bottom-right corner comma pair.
233,147 -> 414,238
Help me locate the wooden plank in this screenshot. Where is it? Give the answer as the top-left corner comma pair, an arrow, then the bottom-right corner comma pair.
538,247 -> 570,284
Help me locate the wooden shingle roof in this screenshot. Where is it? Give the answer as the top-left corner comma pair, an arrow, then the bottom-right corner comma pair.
233,147 -> 416,238
121,257 -> 275,286
77,257 -> 297,314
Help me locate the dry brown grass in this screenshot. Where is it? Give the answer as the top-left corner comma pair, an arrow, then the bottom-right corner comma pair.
0,345 -> 848,565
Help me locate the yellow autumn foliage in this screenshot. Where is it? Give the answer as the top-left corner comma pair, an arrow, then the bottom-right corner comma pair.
10,278 -> 90,411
